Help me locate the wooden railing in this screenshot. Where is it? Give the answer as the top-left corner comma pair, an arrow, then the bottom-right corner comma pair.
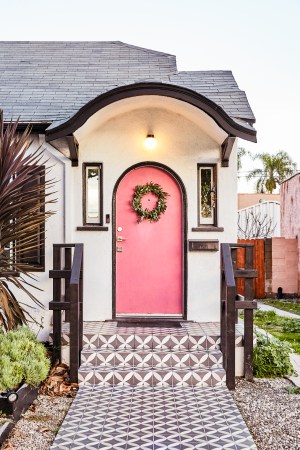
221,243 -> 257,390
49,243 -> 83,383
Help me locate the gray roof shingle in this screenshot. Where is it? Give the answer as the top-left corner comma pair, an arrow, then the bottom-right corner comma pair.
0,41 -> 255,127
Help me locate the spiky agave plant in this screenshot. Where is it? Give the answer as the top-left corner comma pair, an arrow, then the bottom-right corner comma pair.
0,111 -> 56,330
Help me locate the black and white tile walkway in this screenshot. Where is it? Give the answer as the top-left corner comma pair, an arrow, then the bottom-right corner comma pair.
51,385 -> 257,449
50,321 -> 256,449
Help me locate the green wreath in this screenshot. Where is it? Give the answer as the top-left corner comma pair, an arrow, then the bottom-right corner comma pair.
131,182 -> 169,223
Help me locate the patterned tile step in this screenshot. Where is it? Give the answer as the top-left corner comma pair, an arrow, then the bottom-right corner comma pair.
81,348 -> 223,369
82,333 -> 221,350
51,384 -> 257,450
78,366 -> 226,386
50,321 -> 244,347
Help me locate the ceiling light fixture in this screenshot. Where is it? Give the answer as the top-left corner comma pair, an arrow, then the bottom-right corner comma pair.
144,134 -> 157,150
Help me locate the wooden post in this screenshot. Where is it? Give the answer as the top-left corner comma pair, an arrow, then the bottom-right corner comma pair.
220,251 -> 227,369
244,245 -> 254,381
69,283 -> 79,383
226,285 -> 236,390
64,247 -> 72,322
79,254 -> 84,353
69,244 -> 83,383
52,246 -> 62,364
220,244 -> 236,390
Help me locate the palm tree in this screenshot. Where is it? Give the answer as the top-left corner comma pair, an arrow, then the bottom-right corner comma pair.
0,111 -> 56,330
237,147 -> 247,171
247,151 -> 294,193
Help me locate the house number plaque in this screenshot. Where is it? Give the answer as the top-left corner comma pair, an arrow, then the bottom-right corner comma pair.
188,240 -> 219,252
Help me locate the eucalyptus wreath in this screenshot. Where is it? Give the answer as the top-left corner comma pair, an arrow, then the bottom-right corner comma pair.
131,182 -> 169,223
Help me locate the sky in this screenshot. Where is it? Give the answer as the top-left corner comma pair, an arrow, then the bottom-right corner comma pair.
0,0 -> 299,191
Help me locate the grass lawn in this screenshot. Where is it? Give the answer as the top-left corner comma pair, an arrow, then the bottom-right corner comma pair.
253,310 -> 300,354
262,299 -> 300,316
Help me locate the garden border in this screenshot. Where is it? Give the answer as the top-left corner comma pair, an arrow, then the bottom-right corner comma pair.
0,383 -> 39,445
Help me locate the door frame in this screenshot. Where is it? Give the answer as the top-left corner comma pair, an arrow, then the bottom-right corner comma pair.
112,161 -> 187,320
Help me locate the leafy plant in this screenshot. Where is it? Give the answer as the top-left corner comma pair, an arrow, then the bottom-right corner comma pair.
282,319 -> 300,333
131,182 -> 168,223
286,386 -> 300,394
237,147 -> 247,171
255,309 -> 277,324
253,309 -> 300,354
246,150 -> 294,193
0,326 -> 50,390
0,111 -> 56,330
253,332 -> 294,377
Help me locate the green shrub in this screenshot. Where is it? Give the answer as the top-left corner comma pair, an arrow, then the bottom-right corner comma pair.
253,332 -> 294,377
254,309 -> 277,324
286,386 -> 300,394
0,326 -> 50,390
282,319 -> 300,333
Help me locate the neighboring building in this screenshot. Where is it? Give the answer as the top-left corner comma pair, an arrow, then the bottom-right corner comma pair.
0,41 -> 256,339
281,173 -> 300,294
238,201 -> 280,239
281,173 -> 300,238
238,193 -> 280,209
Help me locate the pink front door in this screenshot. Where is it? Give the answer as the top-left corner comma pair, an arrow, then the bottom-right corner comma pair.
115,166 -> 183,316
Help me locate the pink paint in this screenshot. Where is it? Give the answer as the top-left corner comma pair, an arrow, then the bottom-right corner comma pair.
281,174 -> 300,294
116,166 -> 183,315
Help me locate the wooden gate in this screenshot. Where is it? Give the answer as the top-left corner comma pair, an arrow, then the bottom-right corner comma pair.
237,239 -> 265,299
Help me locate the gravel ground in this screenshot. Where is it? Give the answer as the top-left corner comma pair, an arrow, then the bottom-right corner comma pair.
0,394 -> 73,450
232,378 -> 300,450
1,378 -> 300,450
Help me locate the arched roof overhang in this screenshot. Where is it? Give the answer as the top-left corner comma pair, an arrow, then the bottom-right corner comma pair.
45,82 -> 257,166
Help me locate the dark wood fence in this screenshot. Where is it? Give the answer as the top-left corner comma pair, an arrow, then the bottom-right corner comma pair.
237,239 -> 265,299
221,243 -> 257,390
49,243 -> 83,383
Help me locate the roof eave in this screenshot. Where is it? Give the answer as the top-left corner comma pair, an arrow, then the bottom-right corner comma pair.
44,82 -> 257,144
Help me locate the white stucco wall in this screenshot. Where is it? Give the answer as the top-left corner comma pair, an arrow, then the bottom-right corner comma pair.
69,96 -> 237,323
21,95 -> 238,334
7,136 -> 66,341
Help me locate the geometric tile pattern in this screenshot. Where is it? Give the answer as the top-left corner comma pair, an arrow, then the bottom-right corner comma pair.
78,366 -> 227,387
51,384 -> 257,449
48,321 -> 251,388
49,321 -> 244,347
81,349 -> 223,368
77,323 -> 227,387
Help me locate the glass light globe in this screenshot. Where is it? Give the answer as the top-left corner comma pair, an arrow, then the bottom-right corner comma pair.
144,134 -> 157,150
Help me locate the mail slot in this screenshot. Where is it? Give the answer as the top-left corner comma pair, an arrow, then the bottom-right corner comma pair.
188,240 -> 219,252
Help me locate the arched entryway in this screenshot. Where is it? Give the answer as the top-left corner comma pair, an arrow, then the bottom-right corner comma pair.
113,163 -> 187,318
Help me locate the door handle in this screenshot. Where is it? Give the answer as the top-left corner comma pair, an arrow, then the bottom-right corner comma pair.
117,236 -> 127,242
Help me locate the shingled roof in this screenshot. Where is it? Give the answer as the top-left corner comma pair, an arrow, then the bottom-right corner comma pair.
0,41 -> 255,131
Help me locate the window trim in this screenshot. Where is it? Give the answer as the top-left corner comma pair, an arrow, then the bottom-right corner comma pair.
197,163 -> 217,227
18,166 -> 45,272
82,163 -> 103,226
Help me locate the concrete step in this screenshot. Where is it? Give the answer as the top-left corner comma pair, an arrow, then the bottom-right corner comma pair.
81,348 -> 223,369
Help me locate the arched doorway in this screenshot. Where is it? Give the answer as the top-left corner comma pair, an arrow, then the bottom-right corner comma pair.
113,163 -> 186,318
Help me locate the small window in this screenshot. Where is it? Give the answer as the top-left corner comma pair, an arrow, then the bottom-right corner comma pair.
83,163 -> 103,225
198,164 -> 217,226
18,166 -> 45,271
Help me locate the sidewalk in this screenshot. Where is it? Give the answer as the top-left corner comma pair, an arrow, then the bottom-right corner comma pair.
257,301 -> 300,319
257,301 -> 300,387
